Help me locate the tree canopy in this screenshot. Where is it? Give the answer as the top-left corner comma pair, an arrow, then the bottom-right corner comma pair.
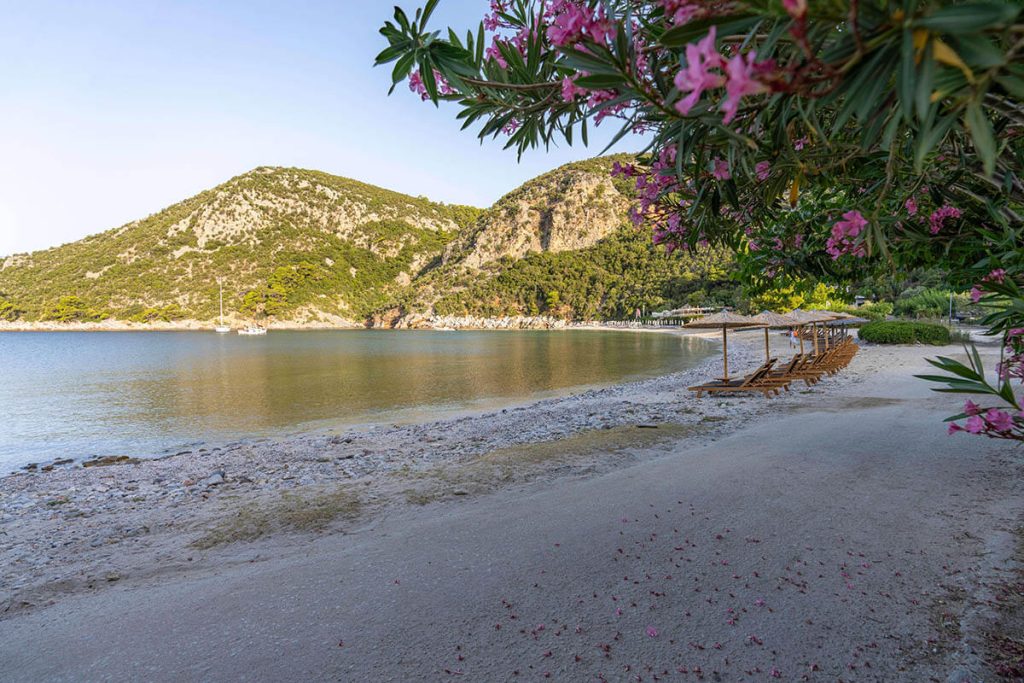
376,0 -> 1024,440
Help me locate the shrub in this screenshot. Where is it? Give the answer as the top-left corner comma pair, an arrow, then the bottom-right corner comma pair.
858,321 -> 950,346
894,288 -> 970,319
44,296 -> 108,323
0,298 -> 21,321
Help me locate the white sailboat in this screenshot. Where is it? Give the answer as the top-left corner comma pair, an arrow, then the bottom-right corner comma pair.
214,281 -> 231,333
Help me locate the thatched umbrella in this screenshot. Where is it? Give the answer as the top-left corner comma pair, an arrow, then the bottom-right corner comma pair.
684,310 -> 764,381
750,311 -> 800,363
788,309 -> 837,355
825,316 -> 870,342
806,310 -> 844,348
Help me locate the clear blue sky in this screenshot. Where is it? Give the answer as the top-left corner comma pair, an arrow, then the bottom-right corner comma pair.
0,0 -> 638,256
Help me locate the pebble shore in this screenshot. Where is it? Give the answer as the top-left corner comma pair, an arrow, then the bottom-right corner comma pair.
0,335 -> 845,616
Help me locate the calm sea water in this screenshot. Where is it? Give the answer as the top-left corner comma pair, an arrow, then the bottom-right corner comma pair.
0,330 -> 713,472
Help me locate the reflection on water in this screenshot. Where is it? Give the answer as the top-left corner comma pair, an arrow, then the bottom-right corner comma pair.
0,330 -> 712,470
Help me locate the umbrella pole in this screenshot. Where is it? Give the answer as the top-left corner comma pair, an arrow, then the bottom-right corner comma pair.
798,326 -> 804,355
813,323 -> 819,356
722,326 -> 729,381
764,327 -> 770,363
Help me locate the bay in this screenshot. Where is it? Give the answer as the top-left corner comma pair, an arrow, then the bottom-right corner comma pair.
0,330 -> 712,471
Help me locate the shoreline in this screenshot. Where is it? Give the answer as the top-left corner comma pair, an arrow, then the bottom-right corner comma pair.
1,334 -> 764,611
0,316 -> 700,333
1,324 -> 724,476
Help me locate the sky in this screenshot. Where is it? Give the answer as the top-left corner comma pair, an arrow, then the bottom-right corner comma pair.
0,0 -> 638,257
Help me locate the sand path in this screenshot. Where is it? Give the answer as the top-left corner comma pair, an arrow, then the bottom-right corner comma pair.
2,345 -> 1022,681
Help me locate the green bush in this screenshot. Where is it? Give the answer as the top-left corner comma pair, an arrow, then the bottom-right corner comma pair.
858,321 -> 950,345
0,298 -> 21,321
894,288 -> 969,319
43,296 -> 108,323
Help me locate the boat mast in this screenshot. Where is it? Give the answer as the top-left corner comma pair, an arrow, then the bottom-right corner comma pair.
219,280 -> 224,325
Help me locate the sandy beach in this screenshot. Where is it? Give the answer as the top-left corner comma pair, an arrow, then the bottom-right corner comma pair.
1,334 -> 1022,681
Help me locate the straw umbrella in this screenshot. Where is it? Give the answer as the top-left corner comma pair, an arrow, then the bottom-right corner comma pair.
750,311 -> 800,363
826,316 -> 870,342
684,310 -> 764,381
788,309 -> 836,355
806,310 -> 842,349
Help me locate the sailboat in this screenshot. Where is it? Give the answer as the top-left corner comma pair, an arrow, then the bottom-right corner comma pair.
238,323 -> 267,336
214,281 -> 231,333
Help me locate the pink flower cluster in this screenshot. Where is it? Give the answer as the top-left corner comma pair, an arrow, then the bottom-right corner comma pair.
825,211 -> 868,259
612,146 -> 694,249
998,327 -> 1024,384
483,1 -> 511,31
545,0 -> 614,48
672,27 -> 771,124
659,1 -> 700,26
928,204 -> 962,235
970,268 -> 1006,303
948,400 -> 1022,437
408,69 -> 455,101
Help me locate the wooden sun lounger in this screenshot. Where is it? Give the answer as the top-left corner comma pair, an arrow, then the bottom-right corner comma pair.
688,360 -> 789,398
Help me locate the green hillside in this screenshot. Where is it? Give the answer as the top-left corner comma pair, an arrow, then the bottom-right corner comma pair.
0,167 -> 480,323
0,159 -> 734,326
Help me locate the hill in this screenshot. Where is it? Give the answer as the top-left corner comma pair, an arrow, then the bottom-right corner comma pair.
0,160 -> 734,327
0,167 -> 480,324
388,156 -> 735,323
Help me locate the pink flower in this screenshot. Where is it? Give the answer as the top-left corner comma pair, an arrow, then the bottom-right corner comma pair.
546,2 -> 589,46
673,28 -> 724,115
661,0 -> 700,25
407,69 -> 453,101
646,626 -> 659,638
755,161 -> 771,181
948,423 -> 964,435
963,400 -> 982,416
794,136 -> 808,150
712,158 -> 731,180
561,76 -> 583,102
986,409 -> 1014,432
826,211 -> 868,259
984,269 -> 1006,284
486,37 -> 509,68
722,51 -> 768,123
929,204 -> 962,234
546,1 -> 614,48
783,0 -> 807,18
965,415 -> 985,434
970,287 -> 983,303
905,197 -> 917,216
408,70 -> 426,99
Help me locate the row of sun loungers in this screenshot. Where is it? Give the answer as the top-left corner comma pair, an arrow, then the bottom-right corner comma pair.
688,338 -> 859,398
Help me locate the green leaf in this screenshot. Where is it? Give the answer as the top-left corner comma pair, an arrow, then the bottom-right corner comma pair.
660,14 -> 760,48
374,43 -> 407,66
915,41 -> 935,122
420,0 -> 439,27
393,6 -> 412,33
996,74 -> 1024,99
915,2 -> 1020,34
898,29 -> 915,123
965,100 -> 997,176
574,74 -> 627,89
391,51 -> 417,85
